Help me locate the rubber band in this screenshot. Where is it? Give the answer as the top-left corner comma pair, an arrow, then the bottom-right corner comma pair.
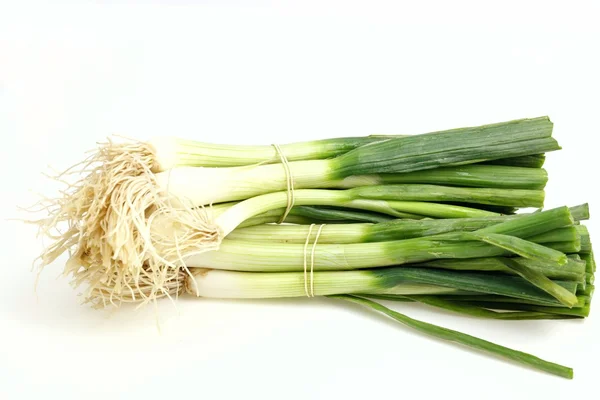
303,223 -> 326,297
272,144 -> 294,224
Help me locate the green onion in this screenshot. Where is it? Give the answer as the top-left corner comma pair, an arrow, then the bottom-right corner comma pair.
349,184 -> 545,208
232,223 -> 580,245
28,114 -> 594,380
184,266 -> 573,308
137,136 -> 388,170
211,190 -> 504,238
185,268 -> 462,299
34,116 -> 559,303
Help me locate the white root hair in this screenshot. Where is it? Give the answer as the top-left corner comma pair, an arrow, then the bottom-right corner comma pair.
29,137 -> 220,307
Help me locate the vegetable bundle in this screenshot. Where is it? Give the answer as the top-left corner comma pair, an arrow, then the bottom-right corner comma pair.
31,116 -> 594,379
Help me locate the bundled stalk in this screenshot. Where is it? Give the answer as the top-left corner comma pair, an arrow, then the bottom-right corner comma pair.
30,116 -> 595,379
31,117 -> 558,302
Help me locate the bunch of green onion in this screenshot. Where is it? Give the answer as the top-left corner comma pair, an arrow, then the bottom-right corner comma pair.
31,116 -> 594,379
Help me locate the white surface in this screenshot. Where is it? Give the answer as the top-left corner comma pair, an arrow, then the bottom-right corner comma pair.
1,1 -> 599,399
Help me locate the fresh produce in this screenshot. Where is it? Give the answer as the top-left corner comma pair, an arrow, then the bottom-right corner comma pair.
30,116 -> 593,379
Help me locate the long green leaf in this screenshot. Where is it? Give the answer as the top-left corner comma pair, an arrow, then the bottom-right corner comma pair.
330,295 -> 573,379
472,233 -> 568,265
500,259 -> 578,307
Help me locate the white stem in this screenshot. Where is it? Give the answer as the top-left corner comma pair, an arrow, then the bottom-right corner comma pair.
215,190 -> 350,236
227,223 -> 371,243
154,159 -> 334,206
148,137 -> 340,169
185,269 -> 381,298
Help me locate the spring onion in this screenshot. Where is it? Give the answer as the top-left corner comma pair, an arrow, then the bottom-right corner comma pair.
32,117 -> 558,301
29,115 -> 595,379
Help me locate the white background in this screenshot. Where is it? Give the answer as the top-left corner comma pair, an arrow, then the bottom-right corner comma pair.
1,1 -> 599,399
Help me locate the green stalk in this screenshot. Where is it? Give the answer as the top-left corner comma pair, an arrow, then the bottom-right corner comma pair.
330,295 -> 573,379
458,301 -> 591,318
545,240 -> 581,254
331,117 -> 558,176
349,165 -> 548,190
470,233 -> 568,265
372,141 -> 546,169
482,154 -> 546,168
373,268 -> 577,306
437,294 -> 584,308
402,295 -> 579,320
476,206 -> 573,237
569,203 -> 590,222
526,227 -> 579,244
286,206 -> 400,223
581,252 -> 596,274
232,221 -> 578,244
415,257 -> 586,281
578,284 -> 594,297
577,225 -> 592,253
238,207 -> 396,228
349,184 -> 545,208
499,259 -> 578,306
